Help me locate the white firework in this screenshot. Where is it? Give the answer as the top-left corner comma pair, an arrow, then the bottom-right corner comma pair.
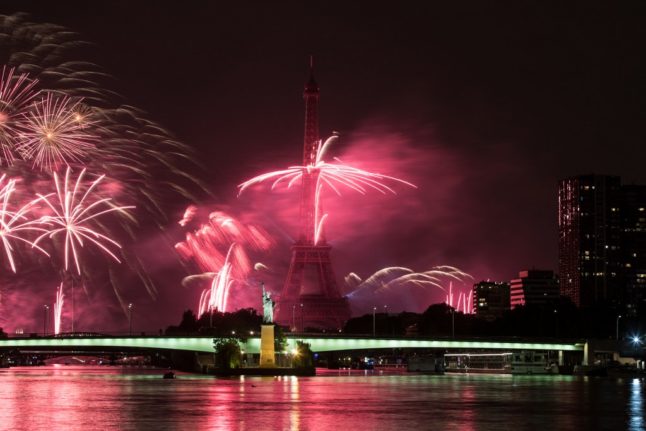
17,93 -> 96,171
0,66 -> 39,165
0,174 -> 48,272
35,167 -> 134,274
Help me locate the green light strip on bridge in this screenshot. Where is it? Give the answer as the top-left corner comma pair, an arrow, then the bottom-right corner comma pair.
0,337 -> 584,354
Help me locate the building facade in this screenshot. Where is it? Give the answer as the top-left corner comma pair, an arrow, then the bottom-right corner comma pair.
509,270 -> 559,309
558,175 -> 646,312
620,185 -> 646,314
473,281 -> 510,320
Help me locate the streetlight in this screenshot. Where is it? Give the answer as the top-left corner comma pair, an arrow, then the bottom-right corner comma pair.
300,303 -> 304,333
43,305 -> 49,336
383,305 -> 388,335
616,315 -> 622,341
292,304 -> 296,332
372,306 -> 377,337
128,303 -> 134,334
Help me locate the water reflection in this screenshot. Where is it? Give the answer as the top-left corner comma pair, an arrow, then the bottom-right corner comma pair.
629,378 -> 644,431
0,367 -> 642,430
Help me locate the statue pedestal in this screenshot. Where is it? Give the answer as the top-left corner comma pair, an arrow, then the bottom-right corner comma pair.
259,324 -> 276,368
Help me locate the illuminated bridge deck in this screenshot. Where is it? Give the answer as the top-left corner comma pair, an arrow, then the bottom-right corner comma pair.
0,336 -> 586,354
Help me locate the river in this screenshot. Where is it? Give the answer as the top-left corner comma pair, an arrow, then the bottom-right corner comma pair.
0,366 -> 643,430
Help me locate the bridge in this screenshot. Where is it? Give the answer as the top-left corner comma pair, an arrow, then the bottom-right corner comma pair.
0,335 -> 586,356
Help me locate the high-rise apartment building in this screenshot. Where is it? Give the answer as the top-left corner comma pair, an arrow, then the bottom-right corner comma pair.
620,185 -> 646,314
510,270 -> 560,309
558,175 -> 646,311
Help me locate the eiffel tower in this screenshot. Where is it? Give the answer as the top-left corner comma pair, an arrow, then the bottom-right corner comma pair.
273,61 -> 351,330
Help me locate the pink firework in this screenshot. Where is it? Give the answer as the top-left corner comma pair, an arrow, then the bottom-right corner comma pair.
54,282 -> 64,335
345,266 -> 472,315
0,174 -> 49,272
35,167 -> 134,274
175,209 -> 274,314
178,204 -> 197,227
175,209 -> 272,276
238,134 -> 416,244
198,244 -> 235,316
0,66 -> 39,165
445,282 -> 474,314
17,93 -> 96,171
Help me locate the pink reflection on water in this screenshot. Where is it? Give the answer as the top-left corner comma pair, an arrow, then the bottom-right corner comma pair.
0,366 -> 640,430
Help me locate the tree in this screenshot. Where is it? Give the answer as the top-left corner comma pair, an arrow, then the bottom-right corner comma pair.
274,325 -> 287,353
213,337 -> 242,369
292,341 -> 313,369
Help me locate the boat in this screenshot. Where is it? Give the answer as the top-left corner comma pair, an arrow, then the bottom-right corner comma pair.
444,352 -> 512,374
407,355 -> 445,374
511,351 -> 558,375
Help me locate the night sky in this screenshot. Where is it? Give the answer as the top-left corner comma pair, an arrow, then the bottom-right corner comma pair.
0,1 -> 644,329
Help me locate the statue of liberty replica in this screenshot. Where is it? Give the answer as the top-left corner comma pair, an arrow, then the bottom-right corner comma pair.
260,283 -> 276,367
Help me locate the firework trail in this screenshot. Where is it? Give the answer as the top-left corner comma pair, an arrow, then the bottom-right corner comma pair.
345,266 -> 472,314
0,174 -> 49,272
17,93 -> 96,171
238,134 -> 416,244
445,281 -> 474,314
175,209 -> 273,275
35,166 -> 134,274
178,204 -> 197,227
175,208 -> 275,314
198,244 -> 236,316
54,282 -> 64,334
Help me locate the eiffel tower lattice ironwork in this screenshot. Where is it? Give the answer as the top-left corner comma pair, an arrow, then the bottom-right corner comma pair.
273,60 -> 351,330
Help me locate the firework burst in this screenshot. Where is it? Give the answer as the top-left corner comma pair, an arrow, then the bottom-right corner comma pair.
239,134 -> 416,244
0,174 -> 49,272
0,13 -> 206,333
35,167 -> 134,274
0,66 -> 39,165
17,93 -> 96,171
